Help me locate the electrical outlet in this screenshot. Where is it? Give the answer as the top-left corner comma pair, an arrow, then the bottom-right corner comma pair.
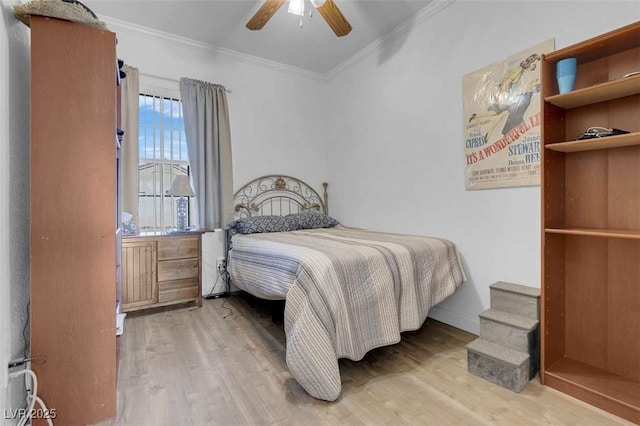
2,353 -> 10,389
216,257 -> 227,271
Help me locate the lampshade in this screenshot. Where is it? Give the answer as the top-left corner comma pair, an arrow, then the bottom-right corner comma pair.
166,175 -> 195,197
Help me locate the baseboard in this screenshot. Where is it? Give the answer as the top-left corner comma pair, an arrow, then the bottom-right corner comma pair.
429,306 -> 479,335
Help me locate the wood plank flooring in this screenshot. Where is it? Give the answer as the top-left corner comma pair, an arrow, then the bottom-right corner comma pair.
100,294 -> 633,425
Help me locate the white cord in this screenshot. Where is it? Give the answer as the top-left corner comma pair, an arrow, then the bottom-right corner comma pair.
9,369 -> 36,426
8,368 -> 54,426
33,396 -> 53,426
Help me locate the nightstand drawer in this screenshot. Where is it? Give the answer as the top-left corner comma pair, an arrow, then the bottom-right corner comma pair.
158,278 -> 199,303
157,237 -> 199,260
157,258 -> 199,282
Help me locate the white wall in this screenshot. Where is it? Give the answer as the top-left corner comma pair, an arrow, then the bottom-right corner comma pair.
1,1 -> 31,420
201,230 -> 227,296
107,19 -> 331,194
0,5 -> 10,418
326,1 -> 640,334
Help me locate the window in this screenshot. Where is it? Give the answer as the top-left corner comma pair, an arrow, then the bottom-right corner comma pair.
138,94 -> 194,232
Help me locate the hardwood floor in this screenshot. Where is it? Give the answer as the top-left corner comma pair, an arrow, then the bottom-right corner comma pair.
102,294 -> 632,425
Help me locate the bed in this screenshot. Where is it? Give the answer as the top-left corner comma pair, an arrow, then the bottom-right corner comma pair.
227,175 -> 466,401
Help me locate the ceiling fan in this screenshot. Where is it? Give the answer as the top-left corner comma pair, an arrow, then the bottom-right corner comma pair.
246,0 -> 352,37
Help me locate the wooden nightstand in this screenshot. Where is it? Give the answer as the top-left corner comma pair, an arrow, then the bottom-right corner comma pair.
121,232 -> 203,312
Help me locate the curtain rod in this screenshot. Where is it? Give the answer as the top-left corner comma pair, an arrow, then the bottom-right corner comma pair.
139,71 -> 232,93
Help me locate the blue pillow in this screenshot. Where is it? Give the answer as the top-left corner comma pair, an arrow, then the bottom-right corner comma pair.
229,215 -> 296,234
287,211 -> 339,230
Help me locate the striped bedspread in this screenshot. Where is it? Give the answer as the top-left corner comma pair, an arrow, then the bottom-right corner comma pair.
228,225 -> 466,401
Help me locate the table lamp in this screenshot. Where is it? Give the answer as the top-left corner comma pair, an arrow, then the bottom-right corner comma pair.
166,175 -> 195,231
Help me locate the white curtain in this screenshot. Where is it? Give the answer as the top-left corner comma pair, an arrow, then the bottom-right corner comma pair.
180,78 -> 233,229
121,65 -> 139,226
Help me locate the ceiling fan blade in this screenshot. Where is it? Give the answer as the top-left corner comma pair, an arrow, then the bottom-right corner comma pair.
314,0 -> 352,37
246,0 -> 286,31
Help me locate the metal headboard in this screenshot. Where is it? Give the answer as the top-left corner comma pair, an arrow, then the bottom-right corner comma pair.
233,175 -> 328,219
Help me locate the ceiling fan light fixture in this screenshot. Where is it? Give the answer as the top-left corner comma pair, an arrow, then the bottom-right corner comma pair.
246,0 -> 351,37
287,0 -> 304,16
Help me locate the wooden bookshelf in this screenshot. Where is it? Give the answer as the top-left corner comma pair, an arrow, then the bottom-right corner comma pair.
541,20 -> 640,424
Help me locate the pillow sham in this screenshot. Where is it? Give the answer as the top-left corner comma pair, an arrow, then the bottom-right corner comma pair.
287,211 -> 339,230
229,215 -> 296,234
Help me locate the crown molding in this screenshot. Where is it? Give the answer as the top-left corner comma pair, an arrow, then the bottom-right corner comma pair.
102,16 -> 327,82
325,0 -> 457,80
102,1 -> 455,83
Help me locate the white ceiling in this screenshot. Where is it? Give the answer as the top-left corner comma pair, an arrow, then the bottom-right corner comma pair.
86,0 -> 436,74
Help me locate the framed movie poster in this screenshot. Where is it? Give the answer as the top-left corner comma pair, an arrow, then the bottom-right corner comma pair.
463,39 -> 554,190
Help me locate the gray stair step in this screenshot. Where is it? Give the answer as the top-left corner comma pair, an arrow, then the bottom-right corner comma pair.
479,308 -> 538,332
479,308 -> 539,355
467,338 -> 530,393
490,282 -> 540,320
467,338 -> 528,367
490,281 -> 540,298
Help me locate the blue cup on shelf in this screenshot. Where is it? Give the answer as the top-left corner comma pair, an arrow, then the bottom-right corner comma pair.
557,57 -> 577,94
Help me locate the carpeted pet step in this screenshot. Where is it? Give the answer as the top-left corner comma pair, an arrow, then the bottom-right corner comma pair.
479,308 -> 539,379
479,308 -> 538,351
467,338 -> 530,393
490,281 -> 540,320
